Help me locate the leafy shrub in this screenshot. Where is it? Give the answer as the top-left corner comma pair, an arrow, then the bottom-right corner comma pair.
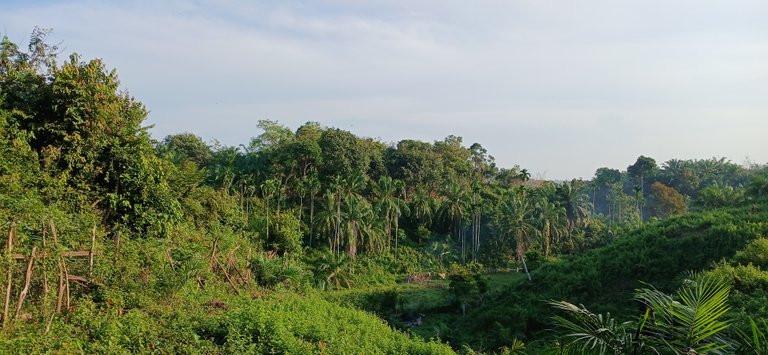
734,237 -> 768,268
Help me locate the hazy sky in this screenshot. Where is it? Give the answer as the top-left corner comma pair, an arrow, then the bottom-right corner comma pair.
2,1 -> 767,179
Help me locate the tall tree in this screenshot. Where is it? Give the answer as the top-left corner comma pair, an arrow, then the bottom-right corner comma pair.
439,182 -> 469,262
650,182 -> 688,217
535,199 -> 565,257
557,180 -> 590,251
373,176 -> 409,254
498,189 -> 538,280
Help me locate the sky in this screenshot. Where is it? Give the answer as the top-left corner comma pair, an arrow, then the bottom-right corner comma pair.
2,0 -> 767,180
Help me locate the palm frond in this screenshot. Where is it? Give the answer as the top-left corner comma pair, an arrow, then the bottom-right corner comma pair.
635,273 -> 734,354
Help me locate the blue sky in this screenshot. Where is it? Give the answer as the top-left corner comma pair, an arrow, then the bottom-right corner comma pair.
2,0 -> 767,179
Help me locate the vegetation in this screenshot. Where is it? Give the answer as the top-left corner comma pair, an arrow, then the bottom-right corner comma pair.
0,29 -> 767,353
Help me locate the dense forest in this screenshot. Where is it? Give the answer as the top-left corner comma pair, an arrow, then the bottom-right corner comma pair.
2,29 -> 768,354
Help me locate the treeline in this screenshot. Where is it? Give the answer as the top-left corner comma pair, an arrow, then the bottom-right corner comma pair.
3,29 -> 768,272
3,28 -> 768,353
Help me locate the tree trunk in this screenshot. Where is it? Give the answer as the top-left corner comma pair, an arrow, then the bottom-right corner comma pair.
521,255 -> 531,281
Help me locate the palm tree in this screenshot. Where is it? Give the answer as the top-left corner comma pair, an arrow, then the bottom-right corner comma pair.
550,273 -> 734,354
556,180 -> 590,251
499,189 -> 538,280
439,182 -> 469,262
410,185 -> 436,242
342,195 -> 380,257
535,199 -> 565,257
518,168 -> 531,183
306,171 -> 321,247
747,174 -> 768,199
260,178 -> 281,241
373,176 -> 410,254
315,190 -> 341,253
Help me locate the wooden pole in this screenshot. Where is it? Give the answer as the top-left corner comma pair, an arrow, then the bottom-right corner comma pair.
63,261 -> 70,310
114,230 -> 120,262
210,237 -> 219,271
55,259 -> 63,314
89,225 -> 96,278
41,219 -> 49,297
14,246 -> 36,318
3,223 -> 16,328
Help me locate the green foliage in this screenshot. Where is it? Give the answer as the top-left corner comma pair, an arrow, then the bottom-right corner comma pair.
734,238 -> 768,268
551,273 -> 734,355
251,255 -> 308,289
736,317 -> 768,354
448,272 -> 488,315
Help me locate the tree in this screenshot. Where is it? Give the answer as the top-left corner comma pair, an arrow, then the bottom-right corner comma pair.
556,180 -> 590,251
497,189 -> 538,279
592,167 -> 622,220
2,32 -> 181,237
448,271 -> 488,316
248,119 -> 294,153
373,176 -> 409,254
535,199 -> 565,257
650,182 -> 688,217
410,185 -> 436,234
627,156 -> 658,220
439,182 -> 469,262
156,133 -> 212,167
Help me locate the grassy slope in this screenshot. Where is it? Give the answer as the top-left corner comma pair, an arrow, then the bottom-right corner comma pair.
0,283 -> 455,354
471,202 -> 768,350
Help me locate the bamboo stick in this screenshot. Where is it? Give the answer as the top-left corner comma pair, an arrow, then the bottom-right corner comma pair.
14,246 -> 36,318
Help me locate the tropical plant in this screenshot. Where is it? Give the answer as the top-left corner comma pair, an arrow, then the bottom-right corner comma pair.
557,180 -> 591,250
736,317 -> 768,354
550,273 -> 734,355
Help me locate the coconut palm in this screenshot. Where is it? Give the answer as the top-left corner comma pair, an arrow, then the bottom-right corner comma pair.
498,189 -> 538,280
410,185 -> 436,242
342,195 -> 380,257
439,182 -> 469,261
373,176 -> 410,254
314,190 -> 341,253
556,180 -> 591,251
535,199 -> 565,257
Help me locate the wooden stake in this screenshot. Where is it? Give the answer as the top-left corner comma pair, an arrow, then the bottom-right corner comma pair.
41,219 -> 49,297
166,249 -> 176,271
214,257 -> 241,295
114,230 -> 120,262
50,220 -> 58,245
3,222 -> 15,328
63,261 -> 70,310
245,246 -> 252,281
55,259 -> 63,314
14,246 -> 36,318
89,225 -> 96,278
210,237 -> 219,271
44,311 -> 55,334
